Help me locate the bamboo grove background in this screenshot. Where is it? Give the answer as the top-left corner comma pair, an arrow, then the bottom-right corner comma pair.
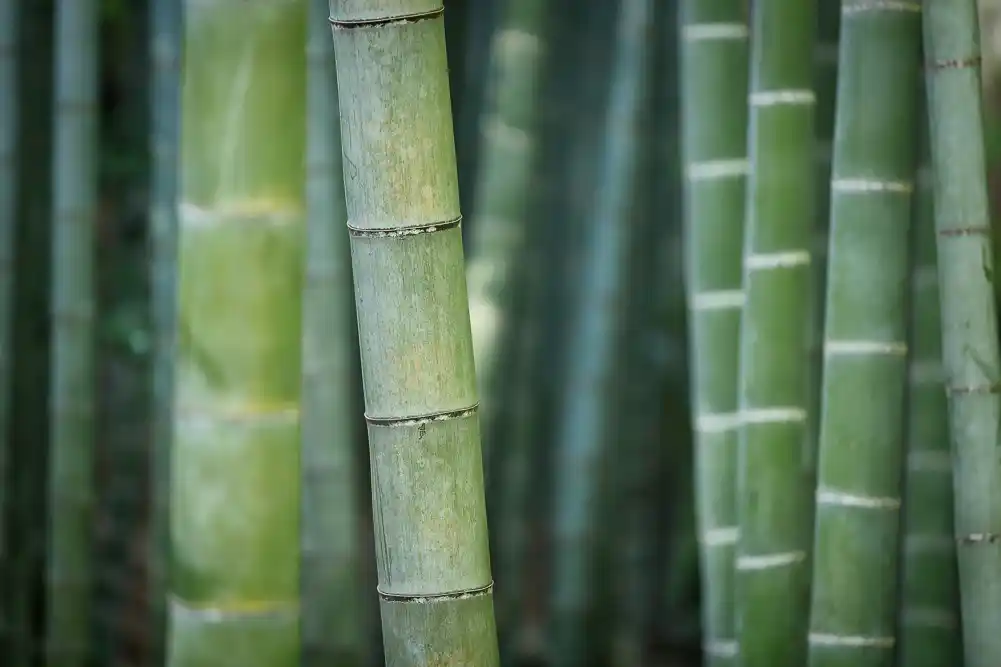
4,0 -> 1001,666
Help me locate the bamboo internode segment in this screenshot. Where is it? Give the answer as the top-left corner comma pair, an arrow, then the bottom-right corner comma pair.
330,3 -> 500,664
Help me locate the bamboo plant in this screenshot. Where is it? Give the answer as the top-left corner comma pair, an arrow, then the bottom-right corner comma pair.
301,0 -> 363,664
327,2 -> 500,665
149,0 -> 182,661
807,5 -> 921,667
898,105 -> 962,667
736,0 -> 817,666
0,0 -> 17,622
169,1 -> 306,665
678,1 -> 749,666
548,0 -> 653,664
47,0 -> 98,664
924,2 -> 1001,666
467,0 -> 547,507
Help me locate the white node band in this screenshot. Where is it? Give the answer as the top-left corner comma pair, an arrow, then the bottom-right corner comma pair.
809,633 -> 894,648
682,23 -> 748,41
831,178 -> 914,194
737,550 -> 806,570
745,250 -> 810,270
696,412 -> 743,433
741,407 -> 807,424
824,340 -> 908,356
686,158 -> 750,181
816,488 -> 901,509
750,89 -> 816,106
691,290 -> 745,311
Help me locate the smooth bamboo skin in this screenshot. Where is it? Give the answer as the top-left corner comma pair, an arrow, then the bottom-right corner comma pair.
149,0 -> 182,661
169,2 -> 305,665
549,1 -> 652,665
898,119 -> 962,667
807,6 -> 921,667
328,3 -> 500,666
924,3 -> 1001,666
47,0 -> 98,664
302,0 -> 363,664
679,2 -> 748,666
736,1 -> 817,666
0,0 -> 17,622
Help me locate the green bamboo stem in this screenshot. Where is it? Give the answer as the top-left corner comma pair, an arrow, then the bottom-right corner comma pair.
149,0 -> 182,662
327,3 -> 500,666
807,5 -> 921,667
898,104 -> 962,667
467,0 -> 547,500
679,2 -> 748,665
924,3 -> 1001,666
169,2 -> 306,665
736,0 -> 816,665
548,1 -> 653,665
46,0 -> 98,663
0,0 -> 18,636
301,0 -> 363,664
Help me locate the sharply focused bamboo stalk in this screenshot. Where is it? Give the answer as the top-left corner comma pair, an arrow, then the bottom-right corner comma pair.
47,0 -> 98,663
0,0 -> 18,632
678,2 -> 748,666
328,2 -> 501,665
736,1 -> 817,665
301,0 -> 363,664
898,102 -> 962,667
549,0 -> 653,664
924,2 -> 1001,666
149,0 -> 182,662
807,5 -> 921,667
169,2 -> 306,664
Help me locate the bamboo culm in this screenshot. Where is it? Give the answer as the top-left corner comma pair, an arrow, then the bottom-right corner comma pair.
328,2 -> 501,665
47,0 -> 98,663
679,2 -> 749,666
924,2 -> 1001,666
898,101 -> 962,667
807,5 -> 921,667
301,0 -> 363,664
168,2 -> 306,665
548,1 -> 653,665
0,0 -> 18,629
736,0 -> 817,665
149,0 -> 182,662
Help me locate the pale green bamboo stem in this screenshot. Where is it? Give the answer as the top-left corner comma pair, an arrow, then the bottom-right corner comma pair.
679,2 -> 748,665
46,0 -> 98,663
0,0 -> 18,637
328,3 -> 500,666
169,2 -> 306,665
898,104 -> 962,667
301,0 -> 363,664
924,2 -> 1001,666
736,0 -> 816,665
549,1 -> 653,665
807,5 -> 921,667
149,0 -> 182,662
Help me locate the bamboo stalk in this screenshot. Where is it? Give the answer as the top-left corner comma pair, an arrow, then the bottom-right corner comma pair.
149,0 -> 182,662
807,4 -> 921,667
328,2 -> 501,665
548,1 -> 653,665
898,101 -> 962,667
168,2 -> 306,664
46,0 -> 98,663
679,2 -> 749,665
736,0 -> 817,665
924,2 -> 1001,666
301,0 -> 363,664
0,0 -> 18,639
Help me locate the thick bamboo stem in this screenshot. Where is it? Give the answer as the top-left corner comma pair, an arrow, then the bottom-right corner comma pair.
679,2 -> 749,666
328,2 -> 501,665
924,2 -> 1001,666
807,5 -> 921,667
